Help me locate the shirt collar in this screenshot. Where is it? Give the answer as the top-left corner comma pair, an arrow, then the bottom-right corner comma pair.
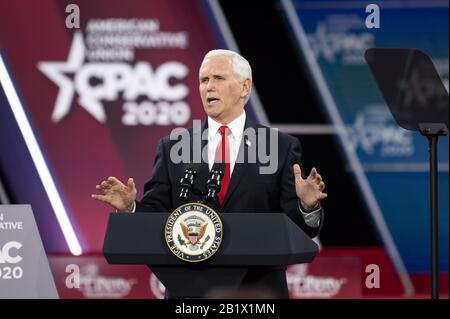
207,111 -> 246,141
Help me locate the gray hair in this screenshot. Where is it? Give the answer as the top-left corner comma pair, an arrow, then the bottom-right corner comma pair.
201,49 -> 252,103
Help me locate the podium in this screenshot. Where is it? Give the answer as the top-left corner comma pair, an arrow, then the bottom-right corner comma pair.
103,212 -> 318,298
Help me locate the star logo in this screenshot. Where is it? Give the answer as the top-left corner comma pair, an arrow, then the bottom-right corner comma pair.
38,31 -> 106,122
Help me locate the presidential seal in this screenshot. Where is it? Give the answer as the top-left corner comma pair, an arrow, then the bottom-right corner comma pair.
164,203 -> 223,262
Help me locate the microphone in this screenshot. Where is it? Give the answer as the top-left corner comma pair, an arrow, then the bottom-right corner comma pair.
179,166 -> 197,202
204,162 -> 226,203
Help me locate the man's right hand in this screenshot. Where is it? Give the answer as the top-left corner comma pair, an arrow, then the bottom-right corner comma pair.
91,177 -> 137,212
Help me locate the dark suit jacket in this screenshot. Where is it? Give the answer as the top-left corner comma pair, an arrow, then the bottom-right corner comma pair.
136,117 -> 324,298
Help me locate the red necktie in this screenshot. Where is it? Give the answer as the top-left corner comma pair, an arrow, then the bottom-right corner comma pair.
215,125 -> 230,206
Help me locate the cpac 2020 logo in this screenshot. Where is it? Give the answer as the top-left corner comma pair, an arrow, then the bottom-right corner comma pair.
38,31 -> 191,126
0,241 -> 23,279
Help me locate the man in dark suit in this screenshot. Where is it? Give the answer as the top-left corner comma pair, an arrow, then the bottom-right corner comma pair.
93,49 -> 327,298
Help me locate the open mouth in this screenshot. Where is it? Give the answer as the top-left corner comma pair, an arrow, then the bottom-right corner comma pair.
207,97 -> 220,104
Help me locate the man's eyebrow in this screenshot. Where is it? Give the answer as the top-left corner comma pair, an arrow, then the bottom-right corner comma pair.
209,73 -> 226,78
200,73 -> 226,80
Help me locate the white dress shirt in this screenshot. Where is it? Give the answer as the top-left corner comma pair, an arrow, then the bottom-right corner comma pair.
207,110 -> 246,174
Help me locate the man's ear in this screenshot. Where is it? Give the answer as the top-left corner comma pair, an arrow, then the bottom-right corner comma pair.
241,78 -> 252,99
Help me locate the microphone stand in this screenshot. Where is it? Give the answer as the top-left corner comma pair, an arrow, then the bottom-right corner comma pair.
179,163 -> 226,206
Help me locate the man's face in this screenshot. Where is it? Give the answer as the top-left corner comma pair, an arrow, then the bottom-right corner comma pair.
199,55 -> 251,124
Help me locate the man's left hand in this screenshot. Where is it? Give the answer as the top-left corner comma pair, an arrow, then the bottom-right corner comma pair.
293,164 -> 327,210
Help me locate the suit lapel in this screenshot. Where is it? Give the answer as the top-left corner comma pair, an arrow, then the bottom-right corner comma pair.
192,120 -> 210,197
221,117 -> 255,209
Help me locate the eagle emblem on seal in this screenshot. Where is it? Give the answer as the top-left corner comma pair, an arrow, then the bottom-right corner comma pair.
178,215 -> 211,251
